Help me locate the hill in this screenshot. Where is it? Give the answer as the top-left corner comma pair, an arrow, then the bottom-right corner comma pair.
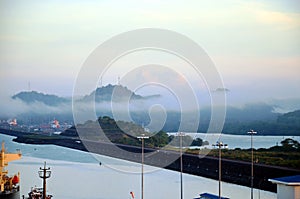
222,109 -> 300,135
61,116 -> 172,147
12,91 -> 69,106
277,110 -> 300,126
81,84 -> 160,102
11,84 -> 160,106
9,87 -> 300,136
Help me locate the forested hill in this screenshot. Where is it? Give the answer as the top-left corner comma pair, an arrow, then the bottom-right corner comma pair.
61,116 -> 207,148
81,84 -> 160,102
9,87 -> 300,136
277,110 -> 300,125
61,116 -> 152,147
222,109 -> 300,135
12,91 -> 69,106
12,84 -> 160,105
80,84 -> 144,102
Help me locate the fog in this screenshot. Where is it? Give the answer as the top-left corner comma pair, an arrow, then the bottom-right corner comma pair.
1,87 -> 299,133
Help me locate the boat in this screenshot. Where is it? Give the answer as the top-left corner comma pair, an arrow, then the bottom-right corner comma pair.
0,142 -> 22,199
26,187 -> 53,199
24,162 -> 53,199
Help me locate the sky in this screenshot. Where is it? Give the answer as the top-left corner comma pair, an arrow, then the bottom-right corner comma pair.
0,0 -> 299,108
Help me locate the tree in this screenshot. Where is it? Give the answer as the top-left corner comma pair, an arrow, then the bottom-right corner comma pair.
191,138 -> 203,146
148,131 -> 169,147
280,138 -> 300,151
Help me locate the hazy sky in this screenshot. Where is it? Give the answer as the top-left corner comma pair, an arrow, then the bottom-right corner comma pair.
0,0 -> 299,106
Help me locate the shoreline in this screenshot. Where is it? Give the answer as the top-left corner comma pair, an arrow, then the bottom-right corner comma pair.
1,128 -> 300,193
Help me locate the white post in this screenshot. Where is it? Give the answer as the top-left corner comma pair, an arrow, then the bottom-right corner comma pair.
137,134 -> 149,199
248,130 -> 257,199
176,132 -> 185,199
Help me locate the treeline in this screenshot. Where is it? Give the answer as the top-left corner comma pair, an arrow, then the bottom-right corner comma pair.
194,138 -> 300,170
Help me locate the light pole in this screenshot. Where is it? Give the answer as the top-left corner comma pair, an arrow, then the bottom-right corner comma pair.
213,141 -> 227,199
176,132 -> 185,199
137,134 -> 149,199
248,130 -> 257,199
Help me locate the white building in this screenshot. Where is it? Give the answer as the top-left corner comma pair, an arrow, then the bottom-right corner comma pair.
269,175 -> 300,199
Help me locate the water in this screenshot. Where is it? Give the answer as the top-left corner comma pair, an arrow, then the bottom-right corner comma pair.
1,134 -> 277,199
168,132 -> 300,149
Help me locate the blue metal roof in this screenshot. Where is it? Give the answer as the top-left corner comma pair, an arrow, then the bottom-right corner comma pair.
194,192 -> 230,199
269,175 -> 300,186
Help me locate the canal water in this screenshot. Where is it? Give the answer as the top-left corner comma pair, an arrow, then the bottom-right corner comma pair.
2,133 -> 279,199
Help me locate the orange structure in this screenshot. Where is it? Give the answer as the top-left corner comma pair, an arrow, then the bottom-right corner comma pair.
0,142 -> 22,199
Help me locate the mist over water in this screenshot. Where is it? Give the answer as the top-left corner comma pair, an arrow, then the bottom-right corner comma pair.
1,87 -> 299,130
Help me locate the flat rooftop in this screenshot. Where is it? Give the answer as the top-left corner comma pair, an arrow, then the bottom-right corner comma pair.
194,193 -> 230,199
269,175 -> 300,186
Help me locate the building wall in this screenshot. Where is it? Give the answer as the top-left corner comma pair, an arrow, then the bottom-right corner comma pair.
294,186 -> 300,199
277,184 -> 300,199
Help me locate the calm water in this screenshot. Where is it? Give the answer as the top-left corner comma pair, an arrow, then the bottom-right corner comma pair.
168,132 -> 300,149
1,134 -> 278,199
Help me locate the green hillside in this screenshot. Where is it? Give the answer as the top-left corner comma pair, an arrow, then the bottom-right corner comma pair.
12,91 -> 69,106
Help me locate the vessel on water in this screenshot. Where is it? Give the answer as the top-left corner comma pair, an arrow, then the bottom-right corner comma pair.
0,142 -> 22,199
23,162 -> 53,199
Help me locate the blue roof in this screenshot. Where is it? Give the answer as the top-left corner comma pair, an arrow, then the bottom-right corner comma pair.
269,175 -> 300,186
194,193 -> 230,199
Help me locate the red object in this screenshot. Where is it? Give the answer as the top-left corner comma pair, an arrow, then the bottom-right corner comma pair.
130,191 -> 135,198
12,175 -> 19,184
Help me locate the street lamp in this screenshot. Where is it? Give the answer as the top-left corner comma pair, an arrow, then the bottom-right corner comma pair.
212,141 -> 227,199
248,130 -> 257,199
137,134 -> 149,199
175,132 -> 186,199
